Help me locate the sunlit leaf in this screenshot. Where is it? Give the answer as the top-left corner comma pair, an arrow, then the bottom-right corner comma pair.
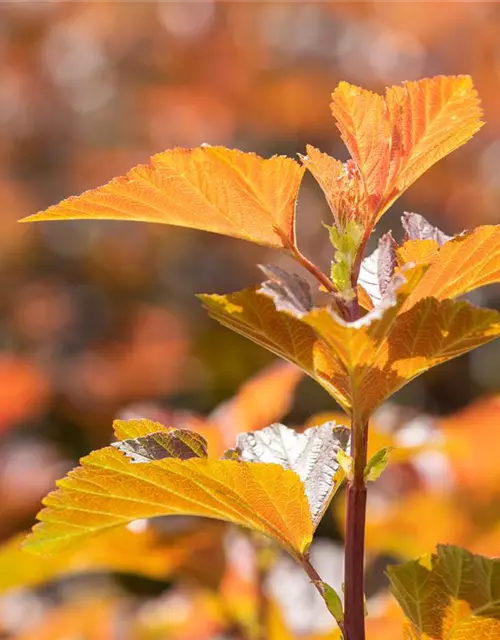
300,145 -> 366,228
21,146 -> 305,249
202,266 -> 500,417
400,225 -> 500,309
330,76 -> 482,223
24,420 -> 313,560
235,422 -> 349,527
364,446 -> 393,482
388,545 -> 500,639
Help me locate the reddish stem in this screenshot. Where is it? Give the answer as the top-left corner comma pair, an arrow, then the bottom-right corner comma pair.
343,417 -> 368,640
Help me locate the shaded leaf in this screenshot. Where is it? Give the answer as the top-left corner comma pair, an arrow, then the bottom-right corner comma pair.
21,146 -> 305,249
330,76 -> 482,223
235,422 -> 350,526
258,264 -> 313,315
388,545 -> 500,639
24,420 -> 313,560
358,232 -> 397,306
402,212 -> 451,245
111,429 -> 207,463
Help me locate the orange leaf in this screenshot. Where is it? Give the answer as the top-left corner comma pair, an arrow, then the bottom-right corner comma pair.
0,526 -> 197,594
210,361 -> 303,449
24,420 -> 313,561
21,146 -> 305,249
330,76 -> 482,224
400,226 -> 500,309
202,267 -> 500,418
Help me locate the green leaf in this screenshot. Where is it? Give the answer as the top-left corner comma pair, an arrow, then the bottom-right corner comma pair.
364,446 -> 393,482
388,544 -> 500,639
316,580 -> 344,628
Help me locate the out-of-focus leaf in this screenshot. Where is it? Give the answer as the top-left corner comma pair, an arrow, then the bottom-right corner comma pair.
330,76 -> 482,224
366,491 -> 473,560
235,422 -> 349,527
210,360 -> 303,450
202,266 -> 500,417
440,396 -> 500,495
15,598 -> 121,640
0,526 -> 194,594
24,420 -> 313,560
21,146 -> 305,250
388,545 -> 500,639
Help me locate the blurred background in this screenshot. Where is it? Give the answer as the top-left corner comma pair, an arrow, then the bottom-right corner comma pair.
0,1 -> 500,638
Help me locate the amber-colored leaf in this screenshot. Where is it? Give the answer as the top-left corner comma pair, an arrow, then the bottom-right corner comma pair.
388,545 -> 500,639
24,420 -> 313,560
300,145 -> 366,227
400,225 -> 500,309
21,146 -> 305,249
202,267 -> 500,417
210,361 -> 303,449
440,396 -> 500,495
0,526 -> 200,594
330,76 -> 482,223
235,422 -> 349,527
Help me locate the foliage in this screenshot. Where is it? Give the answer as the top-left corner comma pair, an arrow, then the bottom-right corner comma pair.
2,67 -> 499,640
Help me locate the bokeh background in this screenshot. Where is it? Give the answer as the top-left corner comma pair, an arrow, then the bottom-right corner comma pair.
1,2 -> 500,638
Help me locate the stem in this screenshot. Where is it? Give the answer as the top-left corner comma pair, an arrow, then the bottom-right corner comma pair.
344,415 -> 368,640
302,556 -> 345,637
287,244 -> 338,294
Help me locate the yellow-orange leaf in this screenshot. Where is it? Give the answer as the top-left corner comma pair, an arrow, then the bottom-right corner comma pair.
202,268 -> 500,418
330,76 -> 482,223
388,545 -> 500,639
0,526 -> 200,594
24,421 -> 313,560
21,146 -> 305,249
400,226 -> 500,309
300,145 -> 366,226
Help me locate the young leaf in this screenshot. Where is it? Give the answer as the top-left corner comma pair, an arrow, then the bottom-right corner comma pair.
20,146 -> 305,250
300,145 -> 366,228
364,447 -> 393,482
24,420 -> 313,560
234,422 -> 350,527
358,232 -> 397,306
316,580 -> 344,628
330,76 -> 483,223
388,545 -> 500,639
